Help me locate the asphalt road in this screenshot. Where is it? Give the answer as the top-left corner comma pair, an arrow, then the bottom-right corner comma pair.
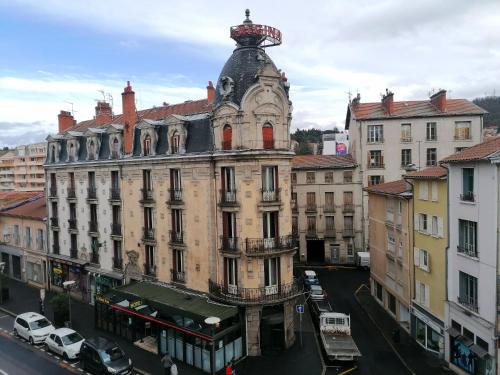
311,267 -> 411,375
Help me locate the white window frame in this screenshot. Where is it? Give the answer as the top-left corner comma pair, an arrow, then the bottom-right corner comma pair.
367,125 -> 383,143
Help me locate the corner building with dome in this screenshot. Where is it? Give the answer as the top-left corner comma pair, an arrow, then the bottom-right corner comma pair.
44,11 -> 300,372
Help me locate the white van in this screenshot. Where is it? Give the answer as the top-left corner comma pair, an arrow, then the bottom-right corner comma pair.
14,312 -> 55,345
356,252 -> 370,269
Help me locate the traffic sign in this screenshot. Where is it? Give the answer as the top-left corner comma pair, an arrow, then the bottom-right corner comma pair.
296,304 -> 304,314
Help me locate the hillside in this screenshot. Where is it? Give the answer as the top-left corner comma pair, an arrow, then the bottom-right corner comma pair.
473,96 -> 500,130
291,128 -> 340,154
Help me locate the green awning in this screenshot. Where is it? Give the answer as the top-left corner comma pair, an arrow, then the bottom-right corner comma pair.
110,282 -> 238,321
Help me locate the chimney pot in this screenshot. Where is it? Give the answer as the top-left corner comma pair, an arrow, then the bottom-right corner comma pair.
430,89 -> 447,112
382,89 -> 394,115
95,101 -> 113,125
58,110 -> 76,133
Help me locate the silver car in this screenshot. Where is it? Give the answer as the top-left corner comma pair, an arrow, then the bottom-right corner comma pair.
309,285 -> 327,300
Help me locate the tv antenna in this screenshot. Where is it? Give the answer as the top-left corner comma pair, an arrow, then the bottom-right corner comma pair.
64,101 -> 77,116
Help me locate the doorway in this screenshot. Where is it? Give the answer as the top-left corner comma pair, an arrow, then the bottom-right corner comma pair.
260,305 -> 284,355
306,240 -> 325,263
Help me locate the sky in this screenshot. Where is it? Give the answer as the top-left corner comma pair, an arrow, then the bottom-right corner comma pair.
0,0 -> 499,147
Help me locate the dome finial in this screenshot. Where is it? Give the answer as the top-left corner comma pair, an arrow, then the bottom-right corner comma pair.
243,9 -> 252,24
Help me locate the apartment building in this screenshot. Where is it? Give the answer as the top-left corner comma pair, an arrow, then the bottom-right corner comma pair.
291,154 -> 363,264
442,138 -> 500,375
14,143 -> 46,192
0,195 -> 48,287
405,166 -> 448,357
365,180 -> 413,330
0,149 -> 15,191
45,12 -> 299,372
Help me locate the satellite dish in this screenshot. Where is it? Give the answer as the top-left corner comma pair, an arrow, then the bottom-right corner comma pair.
204,317 -> 221,325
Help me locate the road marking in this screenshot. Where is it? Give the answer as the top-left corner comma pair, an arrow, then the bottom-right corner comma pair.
0,315 -> 9,319
338,366 -> 358,375
0,368 -> 9,375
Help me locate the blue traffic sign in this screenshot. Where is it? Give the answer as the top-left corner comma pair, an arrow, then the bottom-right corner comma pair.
296,304 -> 304,314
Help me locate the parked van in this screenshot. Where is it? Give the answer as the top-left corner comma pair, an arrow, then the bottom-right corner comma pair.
356,252 -> 370,269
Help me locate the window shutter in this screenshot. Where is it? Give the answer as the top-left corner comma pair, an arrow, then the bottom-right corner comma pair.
413,247 -> 420,267
438,217 -> 444,238
424,284 -> 430,307
415,281 -> 421,302
431,182 -> 438,201
414,214 -> 419,231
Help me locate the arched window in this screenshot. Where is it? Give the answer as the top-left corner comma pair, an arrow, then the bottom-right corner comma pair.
262,123 -> 274,149
50,145 -> 56,163
69,143 -> 75,161
171,131 -> 180,154
112,138 -> 119,159
222,124 -> 232,150
89,140 -> 95,160
143,134 -> 151,156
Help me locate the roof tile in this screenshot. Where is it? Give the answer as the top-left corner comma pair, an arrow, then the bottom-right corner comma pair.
441,136 -> 500,162
0,192 -> 43,211
364,179 -> 411,196
1,195 -> 47,219
292,154 -> 357,170
405,165 -> 448,179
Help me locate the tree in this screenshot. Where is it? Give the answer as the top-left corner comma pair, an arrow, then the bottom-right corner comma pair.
50,293 -> 69,327
296,142 -> 313,155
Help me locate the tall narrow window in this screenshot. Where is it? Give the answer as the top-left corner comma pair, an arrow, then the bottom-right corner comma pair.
88,171 -> 96,199
143,135 -> 151,156
172,249 -> 184,282
264,257 -> 280,294
222,124 -> 232,150
221,167 -> 236,203
262,166 -> 278,201
145,245 -> 156,275
367,125 -> 383,143
170,169 -> 182,201
306,192 -> 316,211
426,148 -> 437,166
324,192 -> 335,212
459,271 -> 478,311
224,257 -> 238,294
112,138 -> 120,159
262,123 -> 274,149
400,123 -> 412,142
458,219 -> 477,257
171,209 -> 183,243
69,143 -> 75,161
426,122 -> 437,141
222,212 -> 237,251
142,170 -> 153,200
307,216 -> 316,235
401,149 -> 412,167
263,211 -> 278,249
89,140 -> 96,160
461,168 -> 474,202
171,131 -> 180,154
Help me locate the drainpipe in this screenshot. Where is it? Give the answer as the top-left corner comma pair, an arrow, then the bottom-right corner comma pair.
406,179 -> 416,315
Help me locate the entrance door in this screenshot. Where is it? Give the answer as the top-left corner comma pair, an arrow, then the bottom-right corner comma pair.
12,255 -> 21,279
331,244 -> 340,263
260,306 -> 284,355
306,240 -> 325,263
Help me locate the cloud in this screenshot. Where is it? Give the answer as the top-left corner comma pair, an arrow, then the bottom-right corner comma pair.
0,122 -> 51,148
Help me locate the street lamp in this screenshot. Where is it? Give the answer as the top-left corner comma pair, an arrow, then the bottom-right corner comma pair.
62,280 -> 76,328
204,316 -> 221,375
0,262 -> 5,304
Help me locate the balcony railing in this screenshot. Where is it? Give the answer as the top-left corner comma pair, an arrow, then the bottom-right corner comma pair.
111,223 -> 122,236
171,269 -> 186,283
169,230 -> 184,244
87,187 -> 97,200
142,227 -> 155,242
220,189 -> 238,205
70,248 -> 78,259
246,235 -> 297,255
343,203 -> 355,213
400,136 -> 412,143
49,187 -> 57,197
457,245 -> 478,258
144,263 -> 156,277
458,295 -> 478,313
140,188 -> 154,203
50,217 -> 59,227
67,187 -> 76,199
306,229 -> 317,237
460,191 -> 475,202
88,221 -> 98,233
263,139 -> 275,149
220,236 -> 239,252
168,189 -> 183,204
261,188 -> 281,203
305,204 -> 317,212
291,200 -> 298,212
368,162 -> 385,169
113,257 -> 123,270
324,228 -> 336,238
90,252 -> 99,265
209,279 -> 302,306
343,228 -> 355,237
68,218 -> 77,230
454,134 -> 471,141
109,188 -> 121,201
323,205 -> 335,213
52,244 -> 60,255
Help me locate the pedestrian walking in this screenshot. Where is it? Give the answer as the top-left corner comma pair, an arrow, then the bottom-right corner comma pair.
225,362 -> 232,375
161,352 -> 173,375
170,363 -> 178,375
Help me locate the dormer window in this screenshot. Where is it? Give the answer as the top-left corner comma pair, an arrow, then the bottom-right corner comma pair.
50,145 -> 56,163
262,123 -> 274,149
143,135 -> 152,156
171,131 -> 180,154
68,143 -> 76,162
111,137 -> 120,159
223,124 -> 232,150
89,140 -> 96,160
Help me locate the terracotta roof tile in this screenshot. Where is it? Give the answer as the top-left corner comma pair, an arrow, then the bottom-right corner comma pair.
67,99 -> 211,134
441,136 -> 500,163
351,99 -> 486,120
292,154 -> 357,170
0,192 -> 43,211
364,179 -> 411,196
404,165 -> 448,179
1,195 -> 47,220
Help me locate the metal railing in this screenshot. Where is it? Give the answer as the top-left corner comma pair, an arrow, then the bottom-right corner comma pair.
88,221 -> 98,233
52,244 -> 60,255
460,192 -> 475,202
50,217 -> 59,227
140,188 -> 154,202
458,295 -> 478,313
343,228 -> 355,237
109,188 -> 121,200
323,205 -> 335,213
261,188 -> 281,203
246,235 -> 297,255
168,189 -> 183,203
169,230 -> 184,244
70,248 -> 78,259
49,187 -> 57,197
324,228 -> 336,238
209,279 -> 302,305
87,187 -> 97,199
343,203 -> 355,213
142,227 -> 155,242
67,187 -> 76,199
305,204 -> 317,212
90,252 -> 99,265
220,236 -> 239,252
171,269 -> 186,283
68,219 -> 77,230
144,263 -> 156,277
400,136 -> 412,142
220,189 -> 238,205
457,245 -> 478,258
113,257 -> 123,270
111,223 -> 122,236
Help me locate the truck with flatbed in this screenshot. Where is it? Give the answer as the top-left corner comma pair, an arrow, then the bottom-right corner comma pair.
319,312 -> 361,362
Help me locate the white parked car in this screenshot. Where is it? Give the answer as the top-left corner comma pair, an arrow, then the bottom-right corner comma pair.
45,328 -> 85,360
13,312 -> 55,345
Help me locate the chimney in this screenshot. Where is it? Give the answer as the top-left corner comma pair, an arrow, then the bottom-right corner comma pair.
121,81 -> 137,154
58,110 -> 76,133
430,89 -> 447,112
351,93 -> 361,108
381,89 -> 394,115
95,101 -> 113,125
207,81 -> 215,104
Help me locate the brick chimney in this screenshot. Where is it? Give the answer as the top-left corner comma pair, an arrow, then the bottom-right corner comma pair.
95,101 -> 113,125
430,89 -> 447,112
58,110 -> 76,133
381,89 -> 394,115
121,81 -> 137,155
207,81 -> 215,104
351,93 -> 361,109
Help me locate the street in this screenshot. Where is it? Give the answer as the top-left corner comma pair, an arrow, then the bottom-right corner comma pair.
309,267 -> 411,375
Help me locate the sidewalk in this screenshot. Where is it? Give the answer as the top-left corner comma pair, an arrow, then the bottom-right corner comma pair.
1,279 -> 323,375
355,285 -> 452,375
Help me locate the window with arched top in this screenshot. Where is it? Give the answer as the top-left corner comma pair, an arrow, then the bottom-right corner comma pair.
222,124 -> 232,150
171,131 -> 180,154
89,140 -> 95,160
143,134 -> 151,156
50,145 -> 56,163
69,143 -> 75,161
111,138 -> 119,159
262,123 -> 274,149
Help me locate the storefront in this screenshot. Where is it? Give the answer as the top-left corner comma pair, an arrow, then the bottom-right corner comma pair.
95,282 -> 243,374
448,328 -> 494,375
24,252 -> 47,288
0,245 -> 23,280
410,305 -> 444,357
86,265 -> 124,305
47,253 -> 88,300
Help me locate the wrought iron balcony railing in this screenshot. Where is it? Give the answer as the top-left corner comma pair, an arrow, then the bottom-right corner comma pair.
68,219 -> 77,230
111,223 -> 122,236
169,230 -> 184,244
220,189 -> 238,205
261,188 -> 281,203
220,236 -> 239,252
171,269 -> 186,283
324,228 -> 336,238
67,187 -> 76,199
142,227 -> 155,242
50,217 -> 59,227
458,295 -> 478,313
168,189 -> 183,204
343,228 -> 355,237
343,203 -> 355,213
144,263 -> 156,277
460,191 -> 475,202
457,245 -> 478,258
88,221 -> 98,233
87,187 -> 97,200
245,235 -> 297,256
49,187 -> 57,197
109,188 -> 121,201
140,188 -> 154,203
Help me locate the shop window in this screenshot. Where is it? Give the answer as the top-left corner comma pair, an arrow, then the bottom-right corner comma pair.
451,320 -> 462,332
222,125 -> 232,150
463,327 -> 474,341
476,336 -> 488,352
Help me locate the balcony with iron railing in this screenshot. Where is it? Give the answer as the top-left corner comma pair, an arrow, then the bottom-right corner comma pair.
142,227 -> 155,243
113,257 -> 123,270
245,235 -> 297,256
460,191 -> 475,202
111,223 -> 122,236
90,252 -> 99,265
209,279 -> 302,306
305,204 -> 317,213
305,228 -> 317,238
400,136 -> 412,143
343,203 -> 355,213
67,187 -> 76,200
324,227 -> 336,238
457,245 -> 478,258
458,295 -> 478,313
171,269 -> 186,283
88,221 -> 98,234
49,186 -> 58,198
367,162 -> 385,169
167,189 -> 183,205
87,187 -> 97,200
68,218 -> 77,230
291,200 -> 298,213
52,244 -> 60,255
140,188 -> 154,204
144,263 -> 156,278
109,188 -> 121,201
220,189 -> 238,206
169,230 -> 184,245
50,217 -> 59,228
323,205 -> 335,213
70,247 -> 78,259
261,188 -> 281,204
343,228 -> 355,237
220,236 -> 239,253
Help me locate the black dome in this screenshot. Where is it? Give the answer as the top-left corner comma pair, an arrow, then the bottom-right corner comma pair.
214,46 -> 279,107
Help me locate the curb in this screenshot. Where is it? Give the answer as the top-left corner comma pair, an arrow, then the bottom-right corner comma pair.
0,306 -> 16,317
353,284 -> 416,375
